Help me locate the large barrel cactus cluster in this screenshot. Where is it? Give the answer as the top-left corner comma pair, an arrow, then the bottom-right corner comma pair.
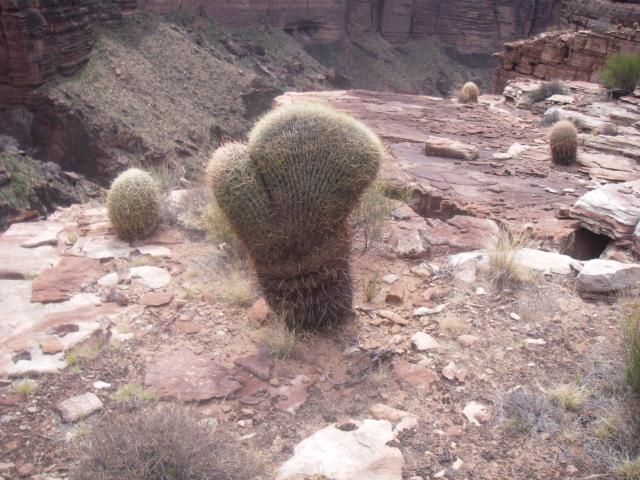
207,102 -> 383,330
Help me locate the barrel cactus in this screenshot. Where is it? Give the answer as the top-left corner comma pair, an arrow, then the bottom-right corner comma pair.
107,168 -> 160,240
549,120 -> 578,165
208,102 -> 383,330
458,82 -> 480,104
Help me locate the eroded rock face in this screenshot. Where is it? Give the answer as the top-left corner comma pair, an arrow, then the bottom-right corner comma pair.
494,27 -> 640,91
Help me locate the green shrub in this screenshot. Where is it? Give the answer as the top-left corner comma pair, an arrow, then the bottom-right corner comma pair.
208,102 -> 383,330
107,168 -> 160,240
527,80 -> 568,102
549,120 -> 578,166
600,51 -> 640,94
622,301 -> 640,393
457,82 -> 480,104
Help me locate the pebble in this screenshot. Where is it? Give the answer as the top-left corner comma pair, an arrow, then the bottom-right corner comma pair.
510,312 -> 521,321
382,274 -> 399,285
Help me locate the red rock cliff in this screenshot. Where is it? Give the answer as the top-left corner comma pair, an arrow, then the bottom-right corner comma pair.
0,0 -> 134,94
494,27 -> 640,91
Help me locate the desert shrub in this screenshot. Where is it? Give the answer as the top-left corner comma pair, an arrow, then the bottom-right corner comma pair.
617,456 -> 640,480
207,102 -> 383,331
72,403 -> 262,480
527,80 -> 568,102
487,228 -> 529,289
622,301 -> 640,393
457,82 -> 480,104
600,52 -> 640,95
364,272 -> 381,302
351,182 -> 394,251
549,120 -> 578,166
549,384 -> 586,411
107,168 -> 160,241
494,388 -> 556,435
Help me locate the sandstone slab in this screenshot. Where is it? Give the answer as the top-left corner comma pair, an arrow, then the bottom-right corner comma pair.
276,419 -> 404,480
0,243 -> 59,279
513,248 -> 581,275
424,136 -> 478,160
140,292 -> 173,306
571,180 -> 640,240
31,257 -> 103,303
576,259 -> 640,293
71,235 -> 133,259
144,348 -> 241,401
234,353 -> 274,381
394,360 -> 438,388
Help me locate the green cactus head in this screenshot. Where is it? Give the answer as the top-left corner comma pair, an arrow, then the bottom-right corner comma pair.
549,120 -> 578,165
208,102 -> 384,329
107,168 -> 160,241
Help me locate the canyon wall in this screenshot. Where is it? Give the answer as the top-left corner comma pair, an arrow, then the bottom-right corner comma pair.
494,27 -> 640,91
565,0 -> 640,28
0,0 -> 135,103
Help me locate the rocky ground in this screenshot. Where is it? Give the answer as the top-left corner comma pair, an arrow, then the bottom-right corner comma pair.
1,80 -> 640,479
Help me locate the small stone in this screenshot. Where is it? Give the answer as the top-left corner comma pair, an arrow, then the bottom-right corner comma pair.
385,281 -> 405,304
492,152 -> 512,160
413,304 -> 447,316
92,381 -> 111,390
234,353 -> 274,381
475,287 -> 486,296
545,187 -> 559,194
378,309 -> 408,325
248,298 -> 269,323
523,338 -> 546,346
394,360 -> 438,388
56,392 -> 103,423
40,337 -> 63,354
510,312 -> 521,321
141,292 -> 173,307
97,272 -> 119,287
136,245 -> 171,257
463,401 -> 489,426
382,274 -> 399,285
442,362 -> 467,383
176,321 -> 201,335
410,263 -> 433,278
411,332 -> 440,351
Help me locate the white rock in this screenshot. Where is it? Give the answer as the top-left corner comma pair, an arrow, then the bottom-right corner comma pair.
463,401 -> 489,426
510,312 -> 521,321
92,381 -> 112,390
73,236 -> 133,259
129,266 -> 171,290
523,338 -> 547,346
411,332 -> 441,351
446,251 -> 488,284
513,248 -> 582,275
507,143 -> 529,157
424,136 -> 478,161
413,304 -> 447,317
382,274 -> 399,285
20,230 -> 59,248
276,419 -> 404,480
395,231 -> 427,259
136,245 -> 172,257
577,259 -> 640,293
97,272 -> 119,287
410,263 -> 433,278
492,152 -> 512,160
442,362 -> 467,383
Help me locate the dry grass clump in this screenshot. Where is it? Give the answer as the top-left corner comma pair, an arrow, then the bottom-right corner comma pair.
221,269 -> 257,307
621,300 -> 640,393
107,168 -> 160,241
14,378 -> 38,396
617,456 -> 640,480
71,403 -> 262,480
113,383 -> 158,404
201,200 -> 243,257
549,384 -> 586,411
65,336 -> 106,366
351,182 -> 395,252
364,272 -> 381,303
438,314 -> 465,338
494,387 -> 556,435
457,82 -> 480,104
486,228 -> 529,289
264,312 -> 299,359
549,120 -> 579,166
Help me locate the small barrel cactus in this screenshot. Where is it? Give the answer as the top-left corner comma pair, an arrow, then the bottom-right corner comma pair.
458,82 -> 480,104
107,168 -> 160,240
549,120 -> 578,165
208,102 -> 383,330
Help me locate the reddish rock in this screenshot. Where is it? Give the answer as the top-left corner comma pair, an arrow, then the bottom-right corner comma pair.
0,393 -> 24,406
248,298 -> 270,323
176,321 -> 201,335
385,282 -> 405,304
234,353 -> 274,381
31,257 -> 103,303
144,348 -> 241,401
394,360 -> 438,388
141,292 -> 173,307
273,375 -> 313,414
40,337 -> 63,354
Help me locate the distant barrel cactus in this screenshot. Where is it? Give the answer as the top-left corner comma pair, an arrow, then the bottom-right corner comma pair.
458,82 -> 480,104
208,103 -> 383,330
549,120 -> 578,165
107,168 -> 160,240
